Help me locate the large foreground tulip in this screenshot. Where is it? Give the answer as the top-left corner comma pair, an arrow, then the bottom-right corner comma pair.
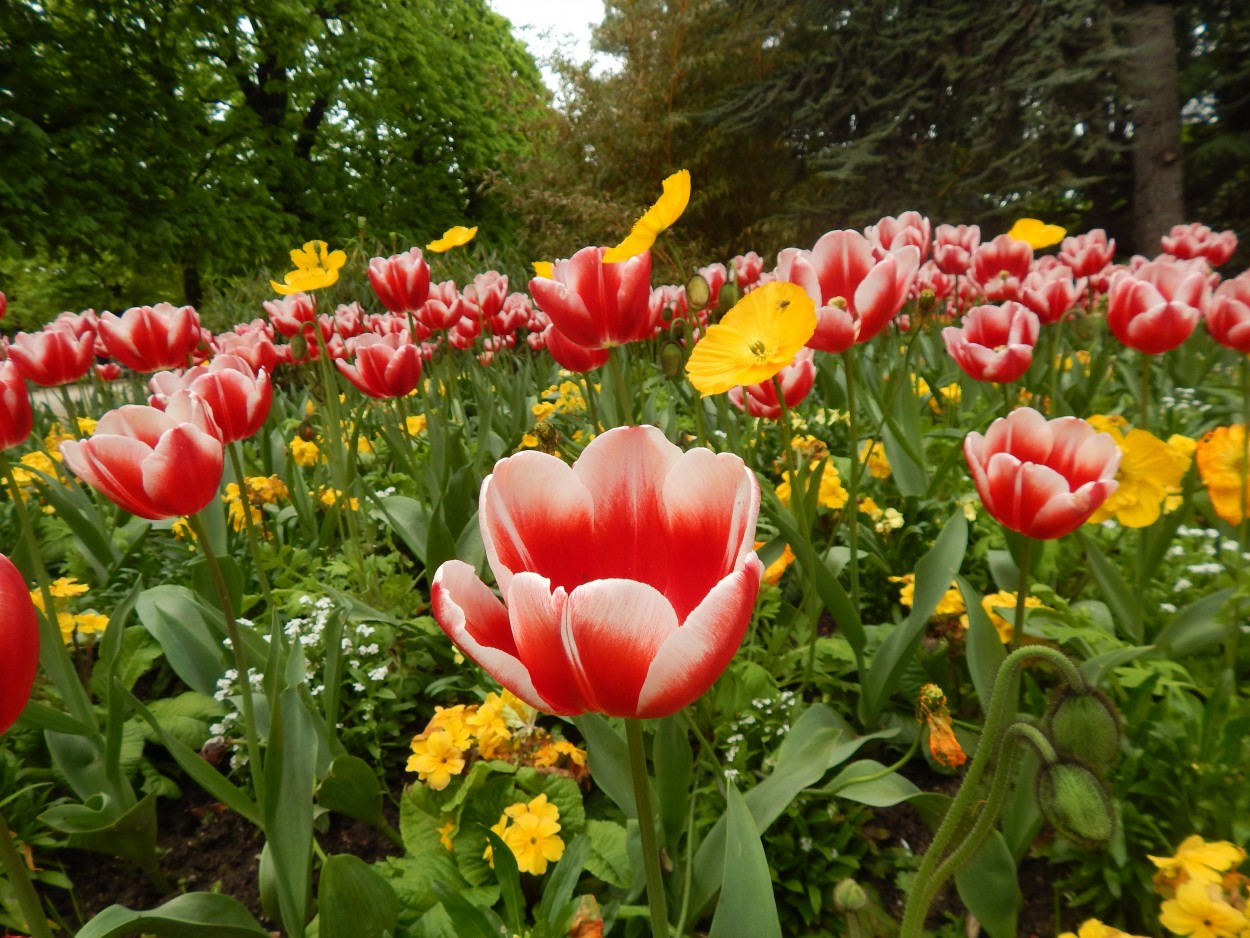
0,553 -> 39,735
432,426 -> 763,719
60,390 -> 224,520
964,408 -> 1120,539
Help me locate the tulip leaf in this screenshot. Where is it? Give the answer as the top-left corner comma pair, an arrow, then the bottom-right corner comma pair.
537,834 -> 590,935
652,714 -> 693,850
75,892 -> 271,938
956,575 -> 1006,708
1155,587 -> 1235,656
262,685 -> 318,934
318,755 -> 388,832
136,585 -> 229,696
572,714 -> 634,817
860,510 -> 967,723
431,880 -> 504,938
317,854 -> 400,938
708,784 -> 781,938
376,494 -> 430,565
1074,529 -> 1142,643
482,828 -> 524,935
955,831 -> 1020,938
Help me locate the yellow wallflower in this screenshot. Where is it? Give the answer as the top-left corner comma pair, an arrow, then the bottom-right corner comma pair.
290,437 -> 322,467
246,475 -> 289,503
603,169 -> 690,263
44,423 -> 75,453
776,460 -> 848,511
316,488 -> 359,511
426,705 -> 474,751
77,416 -> 97,436
889,574 -> 964,618
406,414 -> 427,436
762,544 -> 796,586
406,730 -> 466,790
61,612 -> 108,643
426,225 -> 477,253
1006,217 -> 1067,249
686,281 -> 816,396
1149,836 -> 1247,886
1158,880 -> 1247,938
978,590 -> 1047,643
859,439 -> 891,479
1059,919 -> 1147,938
1086,416 -> 1192,528
12,450 -> 59,487
520,433 -> 540,450
1196,425 -> 1249,525
532,401 -> 557,420
466,701 -> 511,759
270,240 -> 346,295
171,517 -> 194,541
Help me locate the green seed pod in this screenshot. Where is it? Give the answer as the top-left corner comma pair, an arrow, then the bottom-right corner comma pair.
1044,685 -> 1121,775
660,342 -> 685,378
833,878 -> 867,913
686,273 -> 711,312
1036,760 -> 1114,847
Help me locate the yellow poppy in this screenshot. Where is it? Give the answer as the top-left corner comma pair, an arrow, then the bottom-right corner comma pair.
426,225 -> 478,253
603,169 -> 691,263
270,240 -> 346,295
686,281 -> 816,396
1196,425 -> 1249,525
532,261 -> 554,279
1006,217 -> 1066,250
1086,416 -> 1193,528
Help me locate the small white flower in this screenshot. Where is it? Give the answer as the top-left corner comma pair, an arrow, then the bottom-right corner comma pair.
367,665 -> 389,681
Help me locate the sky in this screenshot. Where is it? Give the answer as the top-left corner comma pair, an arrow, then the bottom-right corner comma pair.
489,0 -> 608,90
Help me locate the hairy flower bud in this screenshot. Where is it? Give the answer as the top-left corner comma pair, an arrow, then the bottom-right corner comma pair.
660,342 -> 685,378
833,878 -> 868,913
686,273 -> 711,312
1044,686 -> 1121,776
1036,761 -> 1114,847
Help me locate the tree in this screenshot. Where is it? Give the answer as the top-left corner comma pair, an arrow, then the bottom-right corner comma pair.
0,0 -> 546,314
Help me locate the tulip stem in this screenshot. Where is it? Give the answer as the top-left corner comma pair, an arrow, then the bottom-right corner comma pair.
608,346 -> 634,427
1010,538 -> 1034,652
186,513 -> 265,803
0,802 -> 54,938
1140,351 -> 1151,430
626,719 -> 670,938
227,442 -> 274,613
841,350 -> 862,615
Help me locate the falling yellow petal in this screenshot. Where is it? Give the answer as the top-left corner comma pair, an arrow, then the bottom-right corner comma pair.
603,169 -> 691,263
1006,218 -> 1066,250
685,281 -> 816,396
427,225 -> 478,253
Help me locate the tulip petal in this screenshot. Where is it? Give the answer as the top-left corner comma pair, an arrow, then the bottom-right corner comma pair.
71,436 -> 167,519
431,561 -> 554,714
143,424 -> 224,518
636,556 -> 763,718
662,449 -> 759,621
1044,417 -> 1122,488
480,452 -> 595,594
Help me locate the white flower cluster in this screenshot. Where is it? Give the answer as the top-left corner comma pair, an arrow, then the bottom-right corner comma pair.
1158,387 -> 1212,415
720,690 -> 799,779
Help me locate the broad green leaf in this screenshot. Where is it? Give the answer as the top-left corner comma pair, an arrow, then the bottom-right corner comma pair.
653,714 -> 693,849
825,759 -> 922,806
572,714 -> 634,816
262,685 -> 319,934
954,831 -> 1020,938
135,586 -> 229,696
76,893 -> 270,938
376,494 -> 431,565
41,792 -> 161,881
144,692 -> 225,751
482,829 -> 524,935
956,575 -> 1006,708
1155,588 -> 1236,655
708,784 -> 781,938
319,755 -> 388,832
1074,529 -> 1142,643
584,819 -> 630,888
317,854 -> 399,938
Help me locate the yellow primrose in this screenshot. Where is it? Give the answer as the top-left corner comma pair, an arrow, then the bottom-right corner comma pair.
978,590 -> 1047,643
500,796 -> 565,875
686,281 -> 816,396
270,240 -> 346,295
49,576 -> 89,598
61,612 -> 109,644
406,730 -> 466,790
1006,217 -> 1067,250
406,414 -> 427,436
1149,835 -> 1247,885
603,169 -> 691,263
1158,879 -> 1247,938
427,225 -> 478,253
776,460 -> 848,511
1059,919 -> 1147,938
290,437 -> 322,467
859,439 -> 891,479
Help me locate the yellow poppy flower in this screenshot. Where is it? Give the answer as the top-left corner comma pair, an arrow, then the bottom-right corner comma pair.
532,261 -> 554,279
426,225 -> 478,253
1006,217 -> 1067,250
1086,416 -> 1193,528
1149,835 -> 1247,885
603,169 -> 691,263
686,281 -> 816,396
1196,425 -> 1249,525
270,240 -> 346,295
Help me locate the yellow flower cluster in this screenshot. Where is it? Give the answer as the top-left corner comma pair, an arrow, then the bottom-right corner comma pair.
975,590 -> 1048,643
891,574 -> 966,619
860,497 -> 904,534
290,436 -> 322,467
486,793 -> 565,875
405,414 -> 427,436
30,577 -> 109,643
776,460 -> 848,511
911,375 -> 962,413
859,440 -> 891,479
1086,415 -> 1194,528
1148,835 -> 1250,938
221,475 -> 289,532
532,380 -> 587,419
1196,425 -> 1250,525
1059,920 -> 1146,938
316,487 -> 360,511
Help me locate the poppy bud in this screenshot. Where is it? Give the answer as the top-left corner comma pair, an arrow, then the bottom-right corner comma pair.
686,273 -> 711,312
1036,761 -> 1114,847
1044,685 -> 1121,776
1073,312 -> 1098,342
833,878 -> 867,913
288,331 -> 309,361
660,342 -> 684,378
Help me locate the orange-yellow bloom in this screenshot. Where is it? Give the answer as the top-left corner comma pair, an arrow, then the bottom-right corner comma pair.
1086,416 -> 1193,528
1196,425 -> 1249,525
1007,218 -> 1066,250
686,281 -> 816,396
603,169 -> 690,263
270,240 -> 346,295
532,261 -> 554,279
1158,879 -> 1247,938
916,684 -> 966,768
427,225 -> 478,253
1149,835 -> 1247,886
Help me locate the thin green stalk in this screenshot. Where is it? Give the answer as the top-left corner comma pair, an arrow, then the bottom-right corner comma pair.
626,719 -> 670,938
227,443 -> 274,611
1140,351 -> 1151,430
186,514 -> 265,802
607,346 -> 634,427
0,803 -> 54,938
1048,318 -> 1066,416
1010,538 -> 1034,652
832,732 -> 921,791
840,350 -> 862,614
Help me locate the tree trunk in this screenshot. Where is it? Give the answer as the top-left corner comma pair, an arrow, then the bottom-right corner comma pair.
1124,1 -> 1184,254
182,262 -> 203,309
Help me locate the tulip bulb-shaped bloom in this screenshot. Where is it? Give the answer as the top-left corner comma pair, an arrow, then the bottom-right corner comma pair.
1161,224 -> 1237,268
0,362 -> 33,452
1059,230 -> 1116,278
943,302 -> 1041,384
60,390 -> 224,520
150,356 -> 273,444
432,426 -> 763,718
336,333 -> 423,399
0,553 -> 39,735
7,326 -> 96,387
542,325 -> 611,374
933,224 -> 981,276
368,247 -> 431,314
1205,272 -> 1250,354
964,408 -> 1121,540
1107,261 -> 1206,354
99,303 -> 202,372
727,348 -> 816,419
529,246 -> 656,350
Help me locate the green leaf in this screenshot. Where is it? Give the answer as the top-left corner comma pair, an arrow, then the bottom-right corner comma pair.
824,759 -> 921,806
319,755 -> 387,831
515,768 -> 585,834
708,784 -> 781,938
262,685 -> 319,934
956,575 -> 1006,708
92,625 -> 162,698
317,854 -> 399,938
482,828 -> 524,935
536,834 -> 590,935
430,881 -> 500,938
1155,588 -> 1235,655
861,510 -> 967,723
652,715 -> 692,849
76,893 -> 270,938
1074,529 -> 1142,643
376,495 -> 431,566
571,714 -> 634,816
40,792 -> 161,881
584,820 -> 630,888
143,692 -> 225,751
135,586 -> 228,696
954,831 -> 1020,938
